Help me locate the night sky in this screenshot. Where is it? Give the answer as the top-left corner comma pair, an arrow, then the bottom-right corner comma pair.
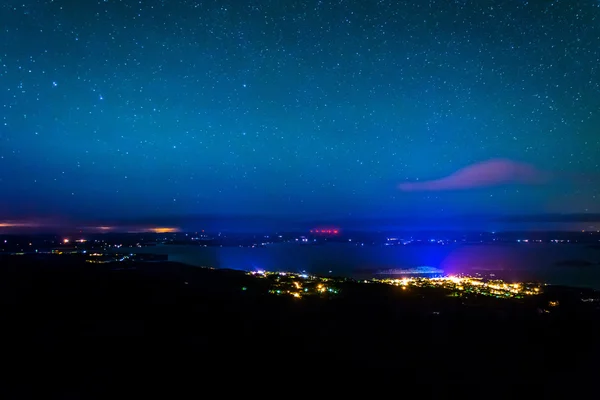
1,0 -> 599,230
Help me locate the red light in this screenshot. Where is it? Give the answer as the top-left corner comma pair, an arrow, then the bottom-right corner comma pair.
311,228 -> 340,235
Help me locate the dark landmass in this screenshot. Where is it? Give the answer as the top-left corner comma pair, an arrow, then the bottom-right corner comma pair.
1,229 -> 600,254
555,260 -> 597,267
1,255 -> 600,397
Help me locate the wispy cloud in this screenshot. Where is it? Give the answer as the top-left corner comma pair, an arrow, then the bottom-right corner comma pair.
398,159 -> 549,192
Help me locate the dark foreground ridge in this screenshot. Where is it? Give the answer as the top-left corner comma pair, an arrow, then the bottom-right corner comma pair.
2,255 -> 600,396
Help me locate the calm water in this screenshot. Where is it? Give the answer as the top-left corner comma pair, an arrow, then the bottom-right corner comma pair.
116,243 -> 600,289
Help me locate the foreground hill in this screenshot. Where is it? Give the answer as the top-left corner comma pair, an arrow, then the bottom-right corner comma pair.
1,256 -> 599,397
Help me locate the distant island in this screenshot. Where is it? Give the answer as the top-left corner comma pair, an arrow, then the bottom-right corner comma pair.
555,260 -> 597,267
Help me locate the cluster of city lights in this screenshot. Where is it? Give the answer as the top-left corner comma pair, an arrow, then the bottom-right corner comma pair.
248,270 -> 544,300
248,270 -> 340,298
375,275 -> 543,298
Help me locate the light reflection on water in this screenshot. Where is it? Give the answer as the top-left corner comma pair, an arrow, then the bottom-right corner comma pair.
116,243 -> 600,289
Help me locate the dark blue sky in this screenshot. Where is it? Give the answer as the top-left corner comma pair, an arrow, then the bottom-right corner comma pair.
1,0 -> 599,230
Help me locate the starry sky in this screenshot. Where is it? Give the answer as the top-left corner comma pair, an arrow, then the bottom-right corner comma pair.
1,0 -> 599,230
